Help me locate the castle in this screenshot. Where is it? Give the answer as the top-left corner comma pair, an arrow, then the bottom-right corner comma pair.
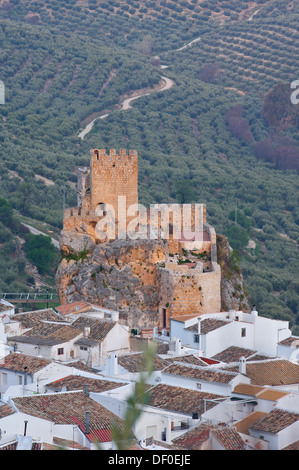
60,149 -> 222,329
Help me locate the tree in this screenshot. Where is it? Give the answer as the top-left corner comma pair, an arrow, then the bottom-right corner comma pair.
24,234 -> 57,275
0,198 -> 14,226
175,180 -> 195,204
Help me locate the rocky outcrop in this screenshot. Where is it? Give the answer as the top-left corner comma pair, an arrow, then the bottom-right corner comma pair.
216,234 -> 250,312
56,233 -> 250,329
55,238 -> 168,329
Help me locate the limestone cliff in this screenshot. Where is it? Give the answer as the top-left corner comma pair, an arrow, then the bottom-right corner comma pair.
216,234 -> 250,312
56,238 -> 168,329
55,233 -> 249,329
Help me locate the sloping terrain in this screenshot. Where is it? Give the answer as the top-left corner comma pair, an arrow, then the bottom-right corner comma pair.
0,0 -> 298,331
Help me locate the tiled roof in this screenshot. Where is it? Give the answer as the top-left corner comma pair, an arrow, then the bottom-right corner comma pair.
52,437 -> 89,450
212,346 -> 258,363
46,375 -> 127,393
234,411 -> 267,435
118,352 -> 169,373
211,426 -> 245,450
170,314 -> 201,323
12,391 -> 125,443
171,422 -> 216,450
279,336 -> 299,348
69,361 -> 97,373
0,400 -> 16,418
233,383 -> 266,397
56,301 -> 92,316
225,360 -> 299,386
8,323 -> 82,346
186,318 -> 227,334
257,389 -> 289,401
164,362 -> 239,384
11,309 -> 65,329
250,408 -> 299,434
147,384 -> 224,415
0,302 -> 13,312
283,440 -> 299,450
165,354 -> 208,367
71,317 -> 116,342
0,353 -> 50,374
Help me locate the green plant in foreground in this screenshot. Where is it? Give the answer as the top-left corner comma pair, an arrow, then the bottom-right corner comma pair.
110,342 -> 157,450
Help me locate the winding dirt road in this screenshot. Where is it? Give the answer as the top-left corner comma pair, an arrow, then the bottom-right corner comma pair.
78,75 -> 175,140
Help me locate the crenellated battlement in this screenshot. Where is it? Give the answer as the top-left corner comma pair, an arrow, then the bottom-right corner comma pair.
91,148 -> 138,166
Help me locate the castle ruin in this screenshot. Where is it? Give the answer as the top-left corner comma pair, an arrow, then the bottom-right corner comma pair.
59,149 -> 221,329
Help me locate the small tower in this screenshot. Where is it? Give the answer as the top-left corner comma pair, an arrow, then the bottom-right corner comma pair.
90,149 -> 138,221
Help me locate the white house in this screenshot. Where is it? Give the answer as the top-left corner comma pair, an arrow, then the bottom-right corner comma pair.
7,323 -> 84,363
170,308 -> 292,358
5,390 -> 128,450
248,408 -> 299,450
71,316 -> 130,368
277,336 -> 299,362
0,352 -> 76,399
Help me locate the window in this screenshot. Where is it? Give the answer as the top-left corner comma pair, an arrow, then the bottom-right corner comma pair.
194,334 -> 200,343
241,328 -> 246,337
18,375 -> 22,385
1,373 -> 7,385
80,346 -> 88,351
57,348 -> 64,355
196,383 -> 201,390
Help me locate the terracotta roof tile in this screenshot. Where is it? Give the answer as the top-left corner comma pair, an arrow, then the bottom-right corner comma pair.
233,383 -> 266,396
283,440 -> 299,450
0,401 -> 16,418
234,411 -> 267,435
212,346 -> 258,363
118,353 -> 169,373
164,362 -> 239,383
250,408 -> 299,434
148,384 -> 224,415
72,317 -> 116,342
8,323 -> 82,346
211,426 -> 245,450
257,389 -> 289,401
11,308 -> 65,329
0,352 -> 50,374
172,422 -> 217,450
165,354 -> 208,367
279,337 -> 299,348
225,360 -> 299,386
12,391 -> 125,443
46,375 -> 127,393
186,318 -> 227,334
56,301 -> 92,316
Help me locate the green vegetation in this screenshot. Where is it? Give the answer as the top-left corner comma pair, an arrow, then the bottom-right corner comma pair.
0,0 -> 298,332
24,233 -> 58,275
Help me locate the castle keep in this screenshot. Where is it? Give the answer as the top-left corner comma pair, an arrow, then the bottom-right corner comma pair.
59,149 -> 221,329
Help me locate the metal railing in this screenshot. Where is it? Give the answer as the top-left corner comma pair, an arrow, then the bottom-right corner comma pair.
0,293 -> 59,303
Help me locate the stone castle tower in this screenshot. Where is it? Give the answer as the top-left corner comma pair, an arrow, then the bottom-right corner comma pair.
59,148 -> 222,330
64,149 -> 139,241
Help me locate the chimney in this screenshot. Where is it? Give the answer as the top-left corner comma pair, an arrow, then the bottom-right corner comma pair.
83,326 -> 90,337
24,366 -> 28,386
197,318 -> 201,334
107,352 -> 118,375
84,383 -> 89,396
239,356 -> 246,374
251,305 -> 258,316
85,411 -> 90,435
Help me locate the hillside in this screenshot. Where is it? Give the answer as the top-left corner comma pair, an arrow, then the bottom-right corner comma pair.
0,0 -> 298,332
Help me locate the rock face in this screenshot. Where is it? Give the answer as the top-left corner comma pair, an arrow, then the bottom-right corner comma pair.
55,238 -> 168,329
55,233 -> 250,329
216,234 -> 250,312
